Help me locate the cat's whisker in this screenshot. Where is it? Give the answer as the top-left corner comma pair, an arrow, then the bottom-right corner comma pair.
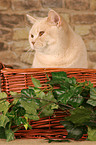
24,46 -> 31,51
22,51 -> 30,58
22,48 -> 34,63
23,46 -> 35,59
24,42 -> 35,51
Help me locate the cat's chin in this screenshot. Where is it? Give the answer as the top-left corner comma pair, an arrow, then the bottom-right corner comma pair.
33,48 -> 42,53
34,46 -> 47,53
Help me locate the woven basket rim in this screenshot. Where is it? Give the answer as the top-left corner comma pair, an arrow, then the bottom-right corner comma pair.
1,67 -> 96,74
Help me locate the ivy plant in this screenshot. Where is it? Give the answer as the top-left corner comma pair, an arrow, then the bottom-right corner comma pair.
0,71 -> 96,142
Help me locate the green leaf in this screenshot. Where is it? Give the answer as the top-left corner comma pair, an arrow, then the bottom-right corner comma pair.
86,81 -> 93,89
0,101 -> 9,115
15,117 -> 26,126
51,71 -> 67,80
20,89 -> 39,118
87,88 -> 96,106
45,91 -> 57,102
21,89 -> 35,98
64,77 -> 76,86
51,103 -> 58,110
24,123 -> 29,130
6,104 -> 26,123
28,124 -> 32,129
53,89 -> 66,99
39,91 -> 56,117
21,88 -> 41,106
11,104 -> 26,116
54,77 -> 76,89
88,127 -> 96,141
60,121 -> 74,129
48,72 -> 67,87
33,87 -> 45,99
57,91 -> 73,105
10,91 -> 20,105
5,129 -> 14,142
0,92 -> 9,114
25,114 -> 39,121
28,86 -> 33,89
66,106 -> 91,125
40,108 -> 54,117
40,91 -> 56,105
84,121 -> 96,128
71,77 -> 77,85
60,121 -> 87,140
15,106 -> 26,117
10,91 -> 19,96
12,98 -> 19,105
31,76 -> 42,88
67,126 -> 84,140
68,94 -> 84,108
0,127 -> 6,139
0,115 -> 9,128
87,99 -> 96,107
21,89 -> 56,118
0,92 -> 7,99
54,88 -> 83,107
70,86 -> 83,95
20,99 -> 39,115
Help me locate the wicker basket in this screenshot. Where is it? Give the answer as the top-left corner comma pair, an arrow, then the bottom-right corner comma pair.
1,65 -> 96,140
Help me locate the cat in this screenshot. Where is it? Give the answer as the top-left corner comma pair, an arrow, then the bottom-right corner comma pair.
27,10 -> 88,68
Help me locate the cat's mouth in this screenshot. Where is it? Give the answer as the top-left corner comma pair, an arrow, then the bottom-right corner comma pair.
30,41 -> 47,52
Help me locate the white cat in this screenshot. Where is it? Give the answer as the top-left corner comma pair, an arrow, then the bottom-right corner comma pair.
27,10 -> 88,68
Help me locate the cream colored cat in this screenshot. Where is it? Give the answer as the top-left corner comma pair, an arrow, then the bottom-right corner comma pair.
27,10 -> 88,68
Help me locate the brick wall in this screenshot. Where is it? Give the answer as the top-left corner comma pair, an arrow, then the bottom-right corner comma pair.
0,0 -> 96,68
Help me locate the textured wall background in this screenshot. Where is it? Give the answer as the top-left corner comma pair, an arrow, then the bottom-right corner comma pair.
0,0 -> 96,68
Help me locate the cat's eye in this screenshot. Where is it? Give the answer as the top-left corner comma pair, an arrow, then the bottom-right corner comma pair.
39,31 -> 45,36
31,34 -> 34,38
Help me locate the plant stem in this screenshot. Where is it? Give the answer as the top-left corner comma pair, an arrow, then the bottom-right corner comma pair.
38,102 -> 52,116
0,93 -> 74,110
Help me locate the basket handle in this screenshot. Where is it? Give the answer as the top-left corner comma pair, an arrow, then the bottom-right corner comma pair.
0,62 -> 5,70
0,62 -> 13,70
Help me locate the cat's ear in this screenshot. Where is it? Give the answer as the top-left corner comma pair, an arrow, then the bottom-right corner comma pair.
26,14 -> 37,24
47,10 -> 61,26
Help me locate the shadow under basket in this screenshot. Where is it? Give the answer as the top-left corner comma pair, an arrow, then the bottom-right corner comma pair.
1,67 -> 96,140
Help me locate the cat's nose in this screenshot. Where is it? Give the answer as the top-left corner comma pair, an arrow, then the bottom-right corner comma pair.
32,41 -> 35,45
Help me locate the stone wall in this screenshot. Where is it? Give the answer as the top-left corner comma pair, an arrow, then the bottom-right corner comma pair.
0,0 -> 96,69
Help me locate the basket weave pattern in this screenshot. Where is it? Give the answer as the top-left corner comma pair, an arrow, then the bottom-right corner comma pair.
1,68 -> 96,139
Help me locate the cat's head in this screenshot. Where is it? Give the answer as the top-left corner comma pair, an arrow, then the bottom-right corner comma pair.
27,10 -> 68,53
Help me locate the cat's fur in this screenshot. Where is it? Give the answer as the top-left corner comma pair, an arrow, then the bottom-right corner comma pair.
27,10 -> 88,68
